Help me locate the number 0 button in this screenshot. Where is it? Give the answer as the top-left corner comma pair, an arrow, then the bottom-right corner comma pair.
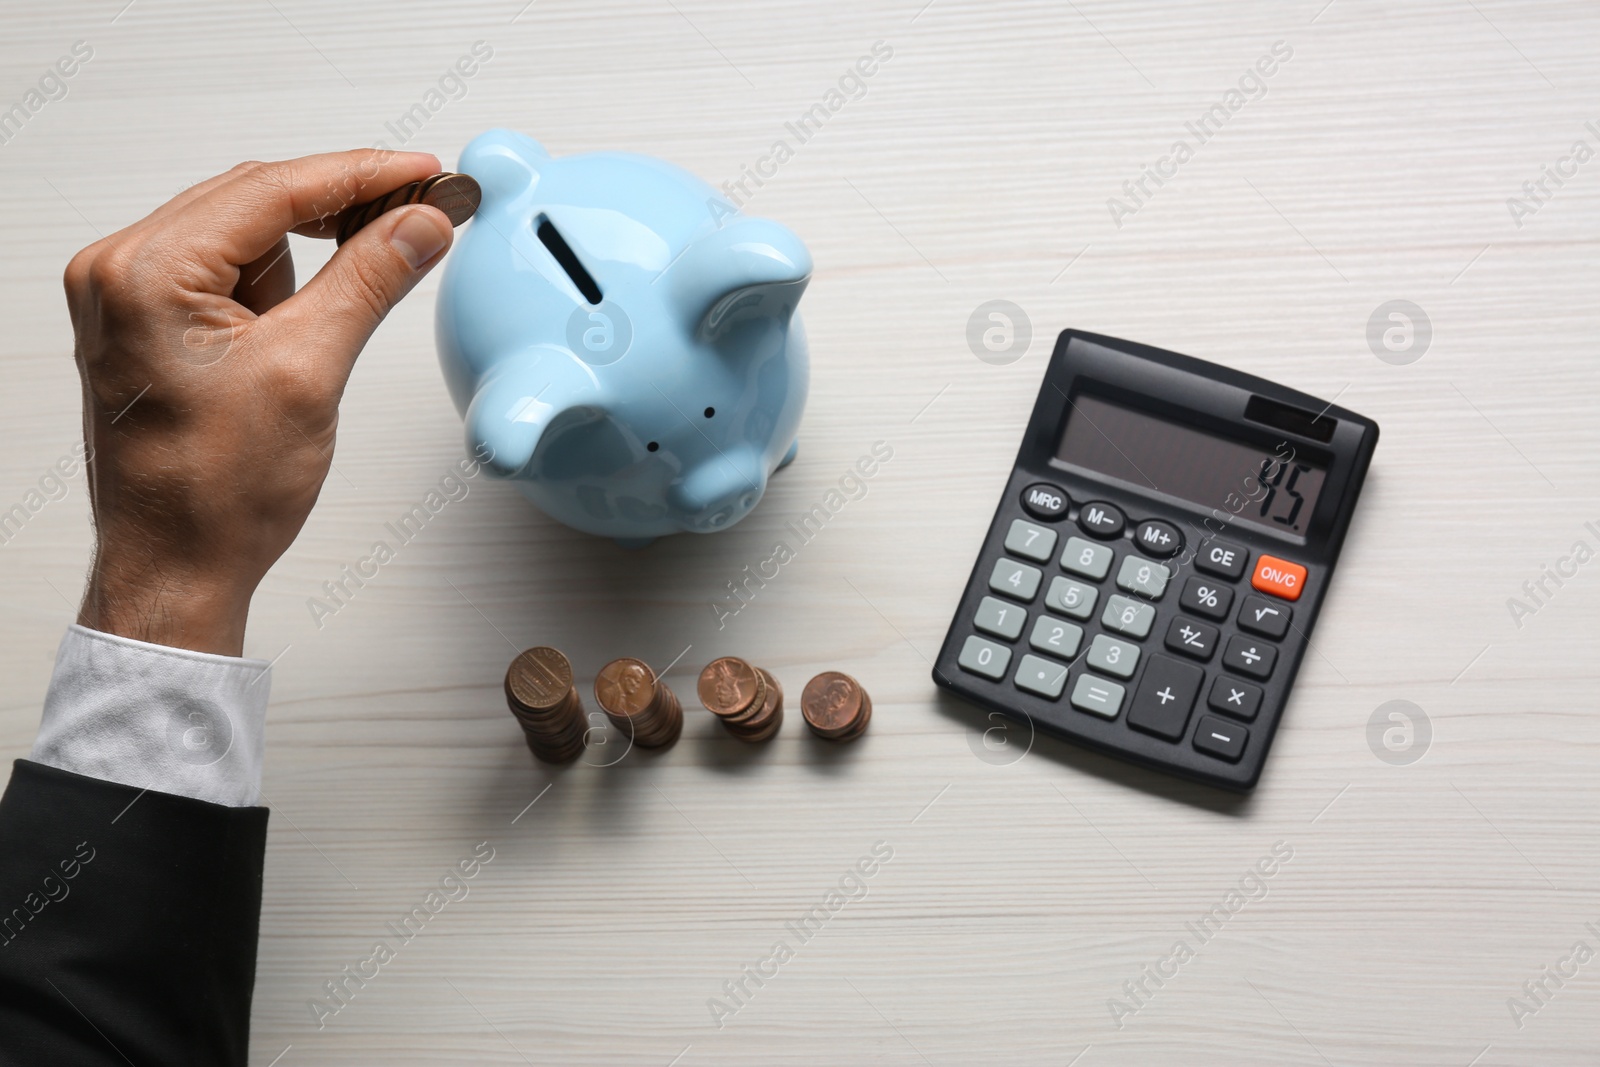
958,635 -> 1011,680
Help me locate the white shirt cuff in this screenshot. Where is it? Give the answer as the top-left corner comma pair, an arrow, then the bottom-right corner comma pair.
29,624 -> 272,807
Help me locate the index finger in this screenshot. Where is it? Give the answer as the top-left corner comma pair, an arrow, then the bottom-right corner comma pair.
168,148 -> 441,268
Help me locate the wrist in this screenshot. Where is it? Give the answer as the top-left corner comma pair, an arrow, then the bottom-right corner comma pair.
78,552 -> 254,657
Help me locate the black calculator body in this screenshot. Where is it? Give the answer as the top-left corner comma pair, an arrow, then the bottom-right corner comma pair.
933,330 -> 1378,791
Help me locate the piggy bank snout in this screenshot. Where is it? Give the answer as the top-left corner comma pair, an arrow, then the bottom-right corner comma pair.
671,455 -> 767,532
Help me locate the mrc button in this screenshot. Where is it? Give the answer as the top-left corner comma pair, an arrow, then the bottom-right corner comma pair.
1251,554 -> 1307,601
1194,538 -> 1248,580
1020,482 -> 1069,521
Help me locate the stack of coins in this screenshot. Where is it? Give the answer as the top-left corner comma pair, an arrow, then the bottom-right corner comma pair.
801,671 -> 872,742
504,647 -> 587,764
594,658 -> 683,749
697,657 -> 784,742
334,172 -> 482,245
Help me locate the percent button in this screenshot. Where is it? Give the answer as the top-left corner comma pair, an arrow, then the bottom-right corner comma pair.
1179,576 -> 1233,621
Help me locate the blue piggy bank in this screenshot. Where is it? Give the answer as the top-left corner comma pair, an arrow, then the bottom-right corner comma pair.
435,129 -> 811,547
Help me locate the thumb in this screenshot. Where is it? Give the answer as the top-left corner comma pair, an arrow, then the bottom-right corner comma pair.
275,204 -> 454,361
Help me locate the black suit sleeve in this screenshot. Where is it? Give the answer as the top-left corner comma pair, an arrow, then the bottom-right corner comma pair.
0,759 -> 269,1067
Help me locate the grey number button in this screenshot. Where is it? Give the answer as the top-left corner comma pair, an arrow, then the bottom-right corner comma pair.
1086,634 -> 1140,678
1061,536 -> 1113,580
1101,594 -> 1155,638
1070,673 -> 1126,718
988,558 -> 1042,601
1028,615 -> 1083,659
1004,519 -> 1058,563
1045,576 -> 1098,620
973,595 -> 1026,640
1116,555 -> 1170,599
1014,654 -> 1070,699
958,635 -> 1012,680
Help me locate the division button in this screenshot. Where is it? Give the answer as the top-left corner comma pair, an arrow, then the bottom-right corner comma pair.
1126,655 -> 1204,741
1178,576 -> 1234,621
1238,594 -> 1292,639
1029,615 -> 1084,659
1101,594 -> 1156,639
973,595 -> 1026,640
1251,554 -> 1308,601
1222,634 -> 1278,679
1116,555 -> 1171,599
1021,482 -> 1070,521
1045,576 -> 1099,620
1086,634 -> 1139,678
1077,500 -> 1126,539
1134,519 -> 1183,558
989,557 -> 1043,602
1061,536 -> 1113,581
1070,673 -> 1126,718
958,635 -> 1012,680
1194,538 -> 1248,580
1004,518 -> 1059,562
1193,715 -> 1249,762
1164,617 -> 1219,661
1207,676 -> 1263,722
1014,654 -> 1070,699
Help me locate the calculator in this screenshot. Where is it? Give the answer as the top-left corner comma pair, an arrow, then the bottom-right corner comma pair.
932,330 -> 1378,791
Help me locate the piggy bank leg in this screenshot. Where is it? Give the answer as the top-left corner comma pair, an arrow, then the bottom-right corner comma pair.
614,536 -> 656,550
777,438 -> 799,472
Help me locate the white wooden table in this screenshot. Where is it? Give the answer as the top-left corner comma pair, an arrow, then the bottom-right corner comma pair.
3,1 -> 1598,1062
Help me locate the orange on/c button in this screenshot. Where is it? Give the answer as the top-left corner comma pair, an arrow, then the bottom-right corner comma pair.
1251,554 -> 1307,601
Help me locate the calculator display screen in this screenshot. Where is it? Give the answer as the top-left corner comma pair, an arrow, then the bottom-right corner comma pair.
1054,394 -> 1327,534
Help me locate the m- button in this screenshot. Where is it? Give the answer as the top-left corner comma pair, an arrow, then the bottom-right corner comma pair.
1251,554 -> 1307,601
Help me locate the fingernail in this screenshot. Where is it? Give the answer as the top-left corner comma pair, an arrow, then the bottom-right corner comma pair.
390,209 -> 449,270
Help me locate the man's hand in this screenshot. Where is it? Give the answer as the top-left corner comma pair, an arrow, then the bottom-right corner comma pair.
64,149 -> 455,656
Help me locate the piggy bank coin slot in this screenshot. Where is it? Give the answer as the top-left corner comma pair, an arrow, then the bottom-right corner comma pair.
535,214 -> 603,305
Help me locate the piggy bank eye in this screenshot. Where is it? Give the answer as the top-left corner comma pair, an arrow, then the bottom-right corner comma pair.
703,407 -> 715,418
647,441 -> 659,452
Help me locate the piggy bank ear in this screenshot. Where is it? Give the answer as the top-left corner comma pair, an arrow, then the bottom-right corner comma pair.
457,129 -> 549,207
662,216 -> 812,339
465,348 -> 600,477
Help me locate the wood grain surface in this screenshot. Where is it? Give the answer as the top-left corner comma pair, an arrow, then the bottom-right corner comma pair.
2,1 -> 1598,1063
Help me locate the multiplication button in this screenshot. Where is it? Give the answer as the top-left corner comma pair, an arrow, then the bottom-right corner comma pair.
1014,654 -> 1070,699
958,635 -> 1011,680
1116,555 -> 1170,599
1070,673 -> 1125,718
973,596 -> 1026,640
1208,676 -> 1263,721
989,558 -> 1042,601
1004,519 -> 1058,563
1045,576 -> 1098,620
1061,537 -> 1113,580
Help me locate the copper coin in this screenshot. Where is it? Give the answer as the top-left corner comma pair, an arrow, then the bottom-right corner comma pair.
801,671 -> 862,737
698,657 -> 763,719
421,172 -> 482,227
506,647 -> 575,711
335,172 -> 481,245
595,658 -> 660,719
